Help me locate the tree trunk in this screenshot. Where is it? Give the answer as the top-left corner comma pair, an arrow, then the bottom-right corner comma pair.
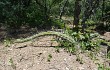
59,0 -> 68,19
81,0 -> 100,33
102,0 -> 105,22
73,0 -> 81,32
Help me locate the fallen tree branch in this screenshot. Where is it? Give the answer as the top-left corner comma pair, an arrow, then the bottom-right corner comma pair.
14,31 -> 75,43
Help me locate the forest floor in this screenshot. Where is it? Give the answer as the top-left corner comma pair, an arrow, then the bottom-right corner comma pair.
0,24 -> 110,70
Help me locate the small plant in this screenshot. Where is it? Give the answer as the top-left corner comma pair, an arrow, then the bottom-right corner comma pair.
67,46 -> 77,54
59,40 -> 77,54
52,19 -> 65,29
98,64 -> 105,70
97,64 -> 110,70
47,54 -> 52,62
107,51 -> 110,59
3,38 -> 12,47
9,58 -> 16,70
76,54 -> 83,64
88,51 -> 96,60
57,29 -> 101,55
55,46 -> 60,53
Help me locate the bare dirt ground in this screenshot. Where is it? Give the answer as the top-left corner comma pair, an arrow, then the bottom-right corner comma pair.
0,38 -> 98,70
0,27 -> 110,70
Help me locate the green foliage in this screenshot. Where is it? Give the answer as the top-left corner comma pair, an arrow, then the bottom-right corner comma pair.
107,51 -> 110,59
47,54 -> 52,62
58,29 -> 100,54
52,19 -> 65,29
55,46 -> 60,53
0,0 -> 25,28
88,51 -> 98,60
95,0 -> 110,31
3,38 -> 12,47
0,0 -> 109,31
98,64 -> 110,70
60,41 -> 76,54
96,22 -> 110,31
0,0 -> 65,29
9,58 -> 16,69
76,54 -> 83,64
104,0 -> 110,23
14,28 -> 102,55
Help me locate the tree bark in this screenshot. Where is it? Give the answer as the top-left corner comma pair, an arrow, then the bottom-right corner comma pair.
59,0 -> 68,19
81,0 -> 100,33
73,0 -> 81,32
102,0 -> 105,22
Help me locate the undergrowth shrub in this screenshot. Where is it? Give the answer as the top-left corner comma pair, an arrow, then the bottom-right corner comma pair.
96,22 -> 110,31
52,19 -> 65,29
0,0 -> 64,30
57,29 -> 101,54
